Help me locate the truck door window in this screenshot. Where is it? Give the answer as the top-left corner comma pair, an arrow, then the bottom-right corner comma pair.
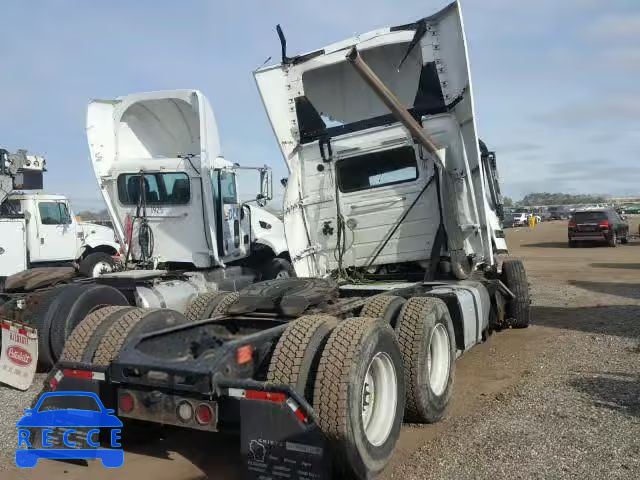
336,146 -> 418,193
220,171 -> 238,204
38,202 -> 71,225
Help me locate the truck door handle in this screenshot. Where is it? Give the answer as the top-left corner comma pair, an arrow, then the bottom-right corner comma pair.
349,197 -> 406,210
40,238 -> 44,245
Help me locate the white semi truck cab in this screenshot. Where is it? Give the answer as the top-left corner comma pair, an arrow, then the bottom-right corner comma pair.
254,2 -> 507,280
87,90 -> 289,273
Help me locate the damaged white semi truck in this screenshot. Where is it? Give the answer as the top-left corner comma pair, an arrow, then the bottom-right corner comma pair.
33,3 -> 529,479
0,91 -> 292,371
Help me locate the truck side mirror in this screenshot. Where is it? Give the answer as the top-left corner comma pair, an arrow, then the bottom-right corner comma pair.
259,168 -> 273,203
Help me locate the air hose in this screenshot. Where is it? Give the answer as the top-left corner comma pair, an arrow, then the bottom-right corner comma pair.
124,171 -> 154,268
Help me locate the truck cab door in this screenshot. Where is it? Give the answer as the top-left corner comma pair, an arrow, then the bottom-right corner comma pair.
211,169 -> 249,261
34,201 -> 78,262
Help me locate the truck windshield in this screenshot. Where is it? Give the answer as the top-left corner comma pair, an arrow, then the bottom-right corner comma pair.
336,146 -> 418,193
117,172 -> 190,205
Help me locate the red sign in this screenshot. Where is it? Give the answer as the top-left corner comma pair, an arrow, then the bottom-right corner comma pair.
7,346 -> 32,367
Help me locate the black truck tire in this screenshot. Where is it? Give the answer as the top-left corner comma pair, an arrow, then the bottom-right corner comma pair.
261,258 -> 296,280
312,317 -> 405,479
60,306 -> 135,363
78,252 -> 117,277
184,291 -> 231,321
267,314 -> 338,401
395,297 -> 456,424
211,292 -> 240,314
22,285 -> 69,370
48,284 -> 130,363
92,308 -> 189,367
501,258 -> 531,328
360,295 -> 406,326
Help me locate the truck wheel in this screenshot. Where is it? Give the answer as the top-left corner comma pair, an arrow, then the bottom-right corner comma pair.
267,315 -> 338,401
22,285 -> 69,370
79,252 -> 116,277
360,295 -> 406,326
184,291 -> 231,321
395,297 -> 455,424
501,258 -> 530,328
92,308 -> 189,366
261,258 -> 296,280
48,284 -> 130,363
313,317 -> 405,479
60,306 -> 135,362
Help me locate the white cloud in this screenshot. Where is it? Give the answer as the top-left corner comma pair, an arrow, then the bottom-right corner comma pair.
532,92 -> 640,128
585,14 -> 640,40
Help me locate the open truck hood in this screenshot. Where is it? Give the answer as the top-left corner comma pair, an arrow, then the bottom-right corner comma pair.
254,1 -> 474,169
86,90 -> 225,267
254,1 -> 495,277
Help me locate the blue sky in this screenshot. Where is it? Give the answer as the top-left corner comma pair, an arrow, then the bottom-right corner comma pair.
1,0 -> 639,210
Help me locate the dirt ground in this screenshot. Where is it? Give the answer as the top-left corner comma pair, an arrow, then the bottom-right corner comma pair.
3,219 -> 639,479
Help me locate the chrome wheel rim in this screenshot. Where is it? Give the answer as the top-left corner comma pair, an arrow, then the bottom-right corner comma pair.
428,323 -> 451,396
92,261 -> 113,277
361,352 -> 398,446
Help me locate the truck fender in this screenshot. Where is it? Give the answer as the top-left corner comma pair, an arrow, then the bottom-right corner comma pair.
253,237 -> 288,258
248,206 -> 288,257
76,241 -> 119,260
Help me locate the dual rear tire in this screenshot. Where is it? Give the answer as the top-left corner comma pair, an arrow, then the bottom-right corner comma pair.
268,296 -> 456,478
24,283 -> 129,370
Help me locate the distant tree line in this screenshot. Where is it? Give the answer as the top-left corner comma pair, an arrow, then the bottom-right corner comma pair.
76,209 -> 110,220
505,193 -> 606,207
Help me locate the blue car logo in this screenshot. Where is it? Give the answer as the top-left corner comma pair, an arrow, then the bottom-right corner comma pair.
16,391 -> 124,468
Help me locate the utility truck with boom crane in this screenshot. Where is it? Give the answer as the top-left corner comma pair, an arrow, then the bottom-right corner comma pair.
35,3 -> 528,479
0,149 -> 119,280
0,93 -> 291,373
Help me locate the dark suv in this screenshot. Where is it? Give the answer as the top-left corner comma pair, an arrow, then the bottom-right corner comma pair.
568,209 -> 629,247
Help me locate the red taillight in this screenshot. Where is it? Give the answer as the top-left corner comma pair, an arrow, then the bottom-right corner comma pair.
195,404 -> 214,425
245,390 -> 287,403
118,393 -> 135,414
63,369 -> 93,380
599,220 -> 610,229
236,345 -> 254,365
568,220 -> 577,228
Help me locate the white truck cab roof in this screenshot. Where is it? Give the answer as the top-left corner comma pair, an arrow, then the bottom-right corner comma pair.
8,192 -> 67,201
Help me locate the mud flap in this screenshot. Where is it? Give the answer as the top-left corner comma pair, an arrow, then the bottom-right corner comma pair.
0,320 -> 37,390
224,380 -> 330,480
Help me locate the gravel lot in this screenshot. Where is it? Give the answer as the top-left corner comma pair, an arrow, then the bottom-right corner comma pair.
0,373 -> 45,468
393,281 -> 640,480
1,219 -> 639,479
